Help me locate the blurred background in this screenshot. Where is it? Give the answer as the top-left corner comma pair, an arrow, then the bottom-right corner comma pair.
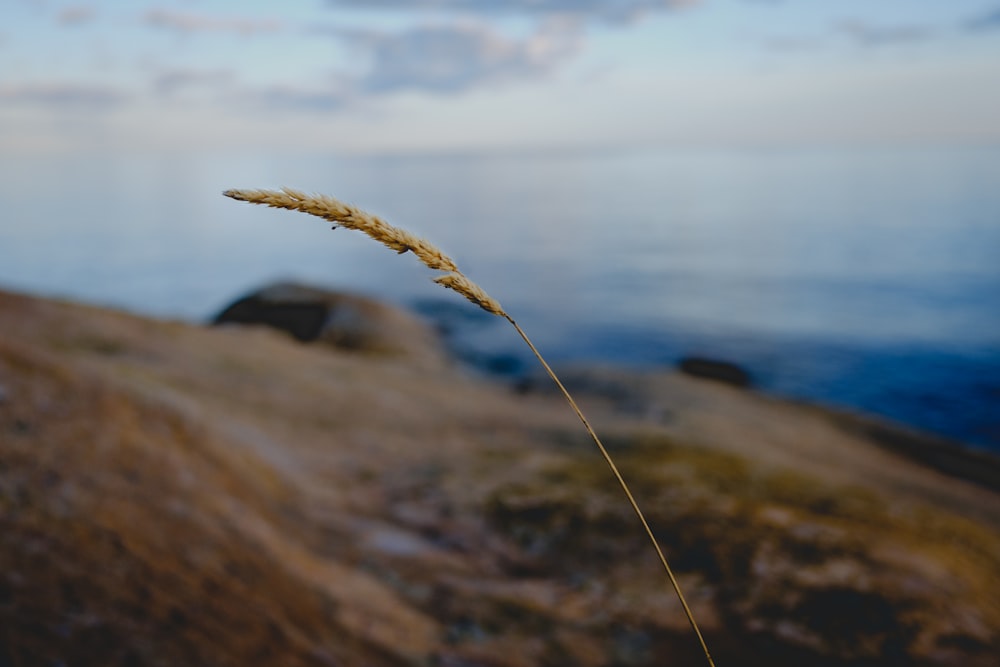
2,0 -> 999,449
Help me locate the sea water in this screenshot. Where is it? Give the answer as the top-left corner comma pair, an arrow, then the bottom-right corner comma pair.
1,146 -> 998,449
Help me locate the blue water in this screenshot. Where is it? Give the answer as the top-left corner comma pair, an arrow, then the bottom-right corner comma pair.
1,146 -> 998,449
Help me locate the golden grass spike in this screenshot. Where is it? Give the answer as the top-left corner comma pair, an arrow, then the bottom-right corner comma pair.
223,188 -> 458,272
433,273 -> 505,317
224,188 -> 716,667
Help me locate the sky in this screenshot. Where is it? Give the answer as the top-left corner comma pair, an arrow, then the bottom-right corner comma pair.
2,0 -> 1000,155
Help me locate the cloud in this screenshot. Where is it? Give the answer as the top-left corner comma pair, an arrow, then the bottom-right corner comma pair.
0,83 -> 125,108
57,5 -> 96,26
306,1 -> 701,104
763,36 -> 822,52
342,21 -> 581,95
836,20 -> 934,46
234,85 -> 349,112
764,18 -> 937,54
966,7 -> 1000,31
326,0 -> 700,24
152,68 -> 236,96
239,20 -> 579,113
143,8 -> 282,36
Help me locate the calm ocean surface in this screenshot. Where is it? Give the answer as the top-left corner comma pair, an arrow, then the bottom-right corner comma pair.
2,146 -> 998,450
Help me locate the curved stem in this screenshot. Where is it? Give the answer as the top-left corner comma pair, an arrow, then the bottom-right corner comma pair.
505,315 -> 716,667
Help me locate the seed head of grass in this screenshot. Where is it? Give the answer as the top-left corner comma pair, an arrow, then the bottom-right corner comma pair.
433,273 -> 505,317
223,188 -> 458,272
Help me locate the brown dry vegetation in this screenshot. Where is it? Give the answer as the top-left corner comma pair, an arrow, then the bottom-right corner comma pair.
1,288 -> 998,666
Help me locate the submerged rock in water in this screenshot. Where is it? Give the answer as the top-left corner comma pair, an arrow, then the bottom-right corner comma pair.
213,282 -> 447,366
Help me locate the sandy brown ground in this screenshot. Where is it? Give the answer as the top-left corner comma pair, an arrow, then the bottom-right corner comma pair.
1,288 -> 998,666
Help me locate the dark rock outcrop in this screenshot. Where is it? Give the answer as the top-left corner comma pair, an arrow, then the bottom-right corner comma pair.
213,282 -> 447,367
678,356 -> 752,388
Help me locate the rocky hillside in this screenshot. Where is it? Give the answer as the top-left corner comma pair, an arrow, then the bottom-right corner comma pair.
1,288 -> 998,666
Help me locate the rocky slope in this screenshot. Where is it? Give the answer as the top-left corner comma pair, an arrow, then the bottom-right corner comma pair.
1,288 -> 998,666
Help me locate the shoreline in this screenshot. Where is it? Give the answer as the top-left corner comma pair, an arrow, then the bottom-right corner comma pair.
413,294 -> 1000,456
798,401 -> 1000,493
429,320 -> 1000,480
505,357 -> 1000,497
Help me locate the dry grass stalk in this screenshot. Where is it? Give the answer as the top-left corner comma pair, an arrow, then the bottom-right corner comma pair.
224,187 -> 716,667
433,273 -> 504,317
224,188 -> 458,272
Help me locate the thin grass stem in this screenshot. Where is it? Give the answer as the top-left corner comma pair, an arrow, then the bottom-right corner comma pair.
505,315 -> 716,667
